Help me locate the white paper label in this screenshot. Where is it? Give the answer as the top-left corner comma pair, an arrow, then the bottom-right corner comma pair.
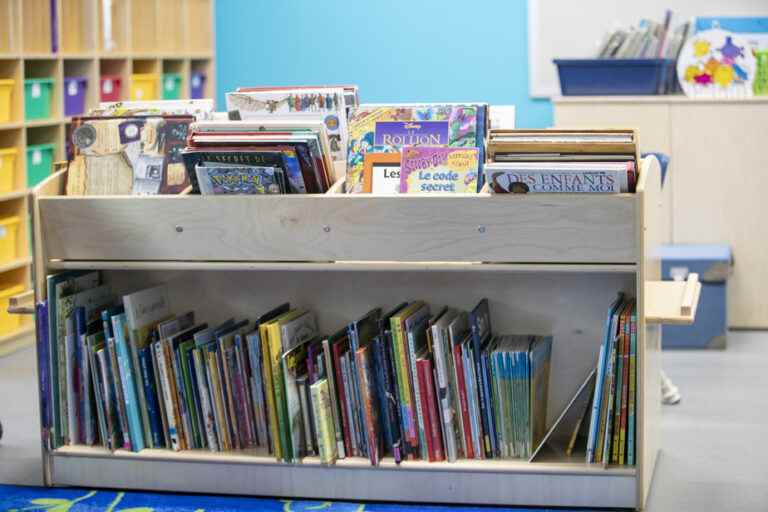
165,78 -> 174,91
68,81 -> 78,96
31,83 -> 41,98
192,76 -> 201,88
371,164 -> 401,195
103,79 -> 113,94
32,150 -> 42,165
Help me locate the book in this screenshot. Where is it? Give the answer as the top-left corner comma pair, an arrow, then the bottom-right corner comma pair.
627,305 -> 638,465
484,161 -> 636,194
331,334 -> 353,457
310,378 -> 338,464
282,339 -> 312,461
399,146 -> 480,194
346,308 -> 381,457
346,103 -> 488,193
111,312 -> 145,452
322,329 -> 346,458
67,115 -> 195,195
356,344 -> 382,465
36,301 -> 52,449
400,303 -> 431,460
430,309 -> 460,461
194,165 -> 286,195
469,298 -> 495,458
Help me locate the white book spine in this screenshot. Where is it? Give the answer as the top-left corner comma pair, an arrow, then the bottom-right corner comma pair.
154,341 -> 180,451
432,326 -> 457,462
193,349 -> 219,452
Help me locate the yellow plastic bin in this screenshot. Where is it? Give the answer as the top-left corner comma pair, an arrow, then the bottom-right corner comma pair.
0,215 -> 20,262
0,148 -> 17,193
0,79 -> 13,123
130,73 -> 159,100
0,284 -> 24,335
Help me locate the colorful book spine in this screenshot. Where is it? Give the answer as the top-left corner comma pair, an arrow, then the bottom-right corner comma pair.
234,336 -> 256,447
432,327 -> 457,462
64,314 -> 77,445
259,323 -> 280,458
138,346 -> 164,448
107,337 -> 130,450
390,314 -> 417,459
112,313 -> 145,452
601,335 -> 619,464
322,338 -> 345,459
332,341 -> 353,458
96,348 -> 117,450
371,337 -> 394,454
341,352 -> 359,457
267,322 -> 291,462
422,359 -> 444,461
464,345 -> 483,458
246,333 -> 269,449
171,343 -> 193,449
192,348 -> 219,451
221,345 -> 243,450
619,304 -> 633,465
452,343 -> 474,459
185,346 -> 207,448
346,323 -> 368,456
154,341 -> 180,451
383,334 -> 404,463
310,378 -> 337,465
356,347 -> 379,465
611,308 -> 628,464
74,307 -> 88,445
36,302 -> 51,447
416,359 -> 435,461
627,307 -> 638,466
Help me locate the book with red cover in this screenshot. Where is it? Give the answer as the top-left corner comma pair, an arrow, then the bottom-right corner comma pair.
332,337 -> 353,458
423,358 -> 445,461
618,302 -> 633,464
452,343 -> 474,459
416,359 -> 435,461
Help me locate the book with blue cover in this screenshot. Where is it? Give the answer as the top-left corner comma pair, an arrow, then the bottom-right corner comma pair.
111,312 -> 145,452
195,165 -> 286,195
469,298 -> 495,458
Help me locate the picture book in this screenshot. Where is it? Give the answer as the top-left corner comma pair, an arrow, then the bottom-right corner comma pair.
195,165 -> 286,195
310,378 -> 338,464
66,115 -> 194,196
346,103 -> 487,193
92,99 -> 215,120
226,87 -> 348,162
399,146 -> 480,194
484,162 -> 635,194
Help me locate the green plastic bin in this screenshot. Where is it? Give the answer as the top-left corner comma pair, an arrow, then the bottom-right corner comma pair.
161,73 -> 182,100
26,143 -> 55,187
24,78 -> 54,120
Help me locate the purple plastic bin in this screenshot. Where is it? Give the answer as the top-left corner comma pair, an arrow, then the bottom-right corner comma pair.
190,72 -> 206,99
64,76 -> 88,116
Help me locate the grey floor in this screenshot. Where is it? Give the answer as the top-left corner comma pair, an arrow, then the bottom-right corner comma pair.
1,332 -> 767,510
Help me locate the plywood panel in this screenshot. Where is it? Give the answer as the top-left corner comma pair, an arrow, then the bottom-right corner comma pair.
39,193 -> 637,263
670,103 -> 768,327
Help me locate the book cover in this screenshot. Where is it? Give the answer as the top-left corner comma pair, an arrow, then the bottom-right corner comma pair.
346,104 -> 483,193
94,345 -> 117,450
618,303 -> 634,465
332,335 -> 353,457
282,340 -> 311,461
399,146 -> 479,194
195,165 -> 285,195
245,331 -> 268,448
600,326 -> 620,465
36,302 -> 52,449
370,335 -> 394,457
192,347 -> 219,451
234,334 -> 257,448
153,339 -> 180,451
463,341 -> 483,459
611,304 -> 630,463
484,161 -> 634,194
529,336 -> 553,457
179,340 -> 205,448
207,347 -> 229,450
310,378 -> 338,465
74,307 -> 88,444
64,314 -> 78,445
107,335 -> 130,450
403,304 -> 431,460
469,298 -> 495,458
346,308 -> 381,457
356,345 -> 381,465
138,344 -> 164,448
111,313 -> 145,452
322,329 -> 347,458
430,309 -> 459,461
341,352 -> 359,456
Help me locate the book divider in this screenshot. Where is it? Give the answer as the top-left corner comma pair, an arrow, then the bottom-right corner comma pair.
27,147 -> 699,510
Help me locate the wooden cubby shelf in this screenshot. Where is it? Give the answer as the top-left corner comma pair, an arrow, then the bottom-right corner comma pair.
30,152 -> 698,510
0,0 -> 216,352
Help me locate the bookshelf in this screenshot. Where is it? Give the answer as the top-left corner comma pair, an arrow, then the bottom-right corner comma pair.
0,0 -> 215,351
28,150 -> 699,510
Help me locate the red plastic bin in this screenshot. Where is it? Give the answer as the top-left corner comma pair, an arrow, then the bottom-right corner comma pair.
100,75 -> 122,102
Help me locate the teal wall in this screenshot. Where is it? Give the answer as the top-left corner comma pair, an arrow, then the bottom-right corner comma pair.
215,0 -> 552,128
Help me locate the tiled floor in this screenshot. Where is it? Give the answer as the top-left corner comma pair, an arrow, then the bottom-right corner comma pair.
1,332 -> 767,510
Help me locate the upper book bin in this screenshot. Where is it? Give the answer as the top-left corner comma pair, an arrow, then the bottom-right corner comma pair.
31,154 -> 662,266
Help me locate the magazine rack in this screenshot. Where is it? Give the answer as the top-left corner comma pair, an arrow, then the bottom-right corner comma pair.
28,145 -> 699,510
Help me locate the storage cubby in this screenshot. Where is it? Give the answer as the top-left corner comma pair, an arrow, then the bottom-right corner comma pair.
98,59 -> 129,102
0,59 -> 23,124
0,0 -> 21,55
60,0 -> 98,55
24,59 -> 60,121
26,125 -> 61,187
157,0 -> 185,54
130,59 -> 160,100
161,59 -> 186,99
21,0 -> 53,55
97,0 -> 129,54
190,58 -> 213,99
29,154 -> 696,510
130,0 -> 158,55
63,59 -> 98,117
0,128 -> 25,193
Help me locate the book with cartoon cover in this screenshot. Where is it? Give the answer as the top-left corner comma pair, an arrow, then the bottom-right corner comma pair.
346,103 -> 487,193
399,146 -> 480,194
195,165 -> 286,195
67,115 -> 194,196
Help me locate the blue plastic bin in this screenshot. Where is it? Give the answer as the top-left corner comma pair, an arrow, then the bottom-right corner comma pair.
661,245 -> 733,349
190,72 -> 206,99
554,58 -> 674,95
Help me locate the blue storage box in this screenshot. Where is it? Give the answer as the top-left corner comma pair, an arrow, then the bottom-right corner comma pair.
661,245 -> 733,349
554,58 -> 675,95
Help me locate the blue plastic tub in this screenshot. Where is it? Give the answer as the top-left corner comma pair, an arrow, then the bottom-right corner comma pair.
554,58 -> 675,95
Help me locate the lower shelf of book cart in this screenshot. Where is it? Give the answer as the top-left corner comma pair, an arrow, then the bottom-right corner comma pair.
50,444 -> 638,508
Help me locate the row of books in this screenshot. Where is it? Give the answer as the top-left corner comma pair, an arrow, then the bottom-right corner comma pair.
485,130 -> 637,194
596,11 -> 689,61
39,271 -> 555,465
586,295 -> 638,466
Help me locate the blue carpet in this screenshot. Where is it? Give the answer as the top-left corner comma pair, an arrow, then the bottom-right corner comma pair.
0,484 -> 604,511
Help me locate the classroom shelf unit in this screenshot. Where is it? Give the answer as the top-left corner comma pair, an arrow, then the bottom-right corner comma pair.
29,150 -> 699,510
0,0 -> 215,351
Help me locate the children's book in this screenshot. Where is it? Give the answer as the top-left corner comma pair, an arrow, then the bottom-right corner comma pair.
346,103 -> 487,193
310,378 -> 338,464
469,298 -> 495,458
399,146 -> 480,194
195,165 -> 286,195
